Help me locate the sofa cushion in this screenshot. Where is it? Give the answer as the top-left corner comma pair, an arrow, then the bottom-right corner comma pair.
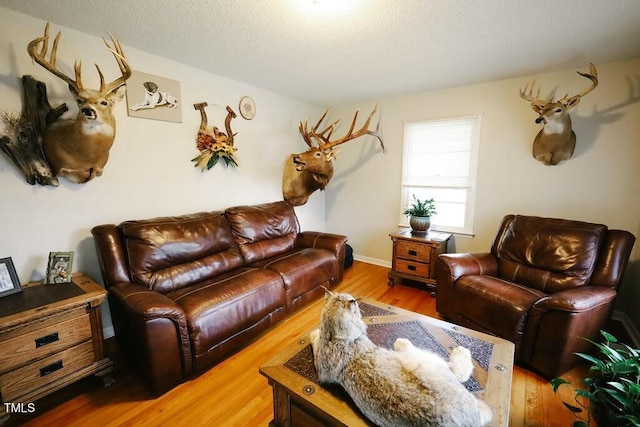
167,267 -> 286,370
455,275 -> 546,354
225,201 -> 299,264
118,212 -> 244,293
250,247 -> 337,301
493,215 -> 607,293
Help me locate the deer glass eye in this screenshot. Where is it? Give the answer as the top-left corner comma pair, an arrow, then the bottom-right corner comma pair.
76,98 -> 84,105
101,100 -> 109,106
555,108 -> 563,113
314,152 -> 322,158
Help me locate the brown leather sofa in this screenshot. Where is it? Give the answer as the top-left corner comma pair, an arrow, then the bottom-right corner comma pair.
91,201 -> 347,394
436,214 -> 635,379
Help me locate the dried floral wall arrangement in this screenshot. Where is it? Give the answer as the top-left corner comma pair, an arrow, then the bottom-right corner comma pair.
192,102 -> 238,170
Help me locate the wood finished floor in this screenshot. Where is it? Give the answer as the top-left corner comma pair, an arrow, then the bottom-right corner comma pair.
7,261 -> 590,427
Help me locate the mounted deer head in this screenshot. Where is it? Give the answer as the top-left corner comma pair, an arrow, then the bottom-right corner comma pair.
520,63 -> 598,165
282,105 -> 384,206
27,23 -> 131,183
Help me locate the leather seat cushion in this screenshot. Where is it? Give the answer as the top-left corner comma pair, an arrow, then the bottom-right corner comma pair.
455,275 -> 546,348
251,247 -> 337,300
167,267 -> 286,368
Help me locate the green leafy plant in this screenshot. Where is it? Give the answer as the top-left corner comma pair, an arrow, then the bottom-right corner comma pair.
551,330 -> 640,427
403,195 -> 437,217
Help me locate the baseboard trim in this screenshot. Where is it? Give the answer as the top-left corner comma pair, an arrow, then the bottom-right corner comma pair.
353,254 -> 391,268
612,310 -> 640,347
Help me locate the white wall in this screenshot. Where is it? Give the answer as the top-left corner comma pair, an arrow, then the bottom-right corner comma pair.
326,58 -> 640,327
0,8 -> 326,335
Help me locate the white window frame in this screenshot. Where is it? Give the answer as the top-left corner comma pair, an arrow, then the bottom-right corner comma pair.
400,115 -> 481,235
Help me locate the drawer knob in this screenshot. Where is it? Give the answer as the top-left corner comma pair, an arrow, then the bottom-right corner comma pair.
35,332 -> 60,348
40,360 -> 63,377
408,265 -> 417,271
408,250 -> 417,256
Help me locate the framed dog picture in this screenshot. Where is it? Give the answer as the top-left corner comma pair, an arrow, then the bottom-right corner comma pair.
46,251 -> 74,285
0,257 -> 22,298
126,70 -> 182,123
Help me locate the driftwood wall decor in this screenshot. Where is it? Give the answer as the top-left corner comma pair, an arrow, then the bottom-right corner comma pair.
282,105 -> 384,206
192,102 -> 238,170
520,63 -> 598,165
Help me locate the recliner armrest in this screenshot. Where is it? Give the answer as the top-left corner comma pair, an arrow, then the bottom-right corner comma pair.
108,282 -> 193,394
296,231 -> 347,257
531,286 -> 617,313
110,282 -> 187,321
438,252 -> 498,282
296,232 -> 348,282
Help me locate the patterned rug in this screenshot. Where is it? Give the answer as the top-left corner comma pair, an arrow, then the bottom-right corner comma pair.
284,302 -> 494,393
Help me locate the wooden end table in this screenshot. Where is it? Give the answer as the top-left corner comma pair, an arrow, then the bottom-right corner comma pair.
0,273 -> 113,423
260,298 -> 514,427
388,229 -> 452,294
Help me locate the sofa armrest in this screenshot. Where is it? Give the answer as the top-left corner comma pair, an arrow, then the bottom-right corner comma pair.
296,231 -> 348,282
109,282 -> 193,394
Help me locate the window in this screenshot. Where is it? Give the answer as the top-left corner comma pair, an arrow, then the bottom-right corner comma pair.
401,115 -> 481,235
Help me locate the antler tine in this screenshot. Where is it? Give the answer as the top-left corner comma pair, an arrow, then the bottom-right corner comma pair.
519,80 -> 548,105
99,32 -> 132,95
573,63 -> 598,99
27,23 -> 82,92
320,104 -> 382,151
299,120 -> 315,148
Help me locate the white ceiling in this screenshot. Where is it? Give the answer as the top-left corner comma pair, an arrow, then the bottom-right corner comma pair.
2,0 -> 640,106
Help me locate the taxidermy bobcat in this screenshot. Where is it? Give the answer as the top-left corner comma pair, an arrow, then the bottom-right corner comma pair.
310,291 -> 492,427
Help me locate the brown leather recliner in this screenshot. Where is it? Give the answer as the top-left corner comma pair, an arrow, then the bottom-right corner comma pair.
436,214 -> 635,379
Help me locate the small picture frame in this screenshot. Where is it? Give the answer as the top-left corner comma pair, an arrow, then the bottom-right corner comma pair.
0,257 -> 22,298
46,251 -> 74,284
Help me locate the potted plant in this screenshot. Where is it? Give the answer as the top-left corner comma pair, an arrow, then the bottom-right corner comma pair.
403,194 -> 437,233
551,330 -> 640,427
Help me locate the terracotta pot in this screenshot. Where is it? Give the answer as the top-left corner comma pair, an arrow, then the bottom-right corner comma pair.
409,216 -> 431,233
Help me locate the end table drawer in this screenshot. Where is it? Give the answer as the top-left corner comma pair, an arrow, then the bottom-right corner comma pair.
0,341 -> 95,401
395,259 -> 430,276
0,314 -> 92,374
396,241 -> 431,263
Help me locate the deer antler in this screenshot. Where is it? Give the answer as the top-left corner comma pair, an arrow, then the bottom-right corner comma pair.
519,80 -> 548,105
299,105 -> 385,152
27,23 -> 131,96
27,23 -> 83,93
99,32 -> 131,95
521,64 -> 599,105
558,63 -> 598,103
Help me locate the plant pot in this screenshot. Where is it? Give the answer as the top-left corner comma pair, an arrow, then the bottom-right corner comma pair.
409,216 -> 431,233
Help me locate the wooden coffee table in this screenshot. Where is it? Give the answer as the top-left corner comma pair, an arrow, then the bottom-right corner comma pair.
260,298 -> 514,427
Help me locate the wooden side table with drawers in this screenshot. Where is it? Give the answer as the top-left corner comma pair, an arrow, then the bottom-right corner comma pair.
388,229 -> 452,294
0,273 -> 113,423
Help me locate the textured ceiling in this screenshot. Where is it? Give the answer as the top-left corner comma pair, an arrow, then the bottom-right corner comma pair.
2,0 -> 640,106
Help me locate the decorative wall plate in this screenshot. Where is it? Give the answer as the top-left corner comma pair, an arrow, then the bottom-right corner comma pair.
239,96 -> 256,120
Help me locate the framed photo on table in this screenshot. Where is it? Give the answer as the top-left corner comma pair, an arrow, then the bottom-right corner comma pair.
46,251 -> 74,284
0,257 -> 22,298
